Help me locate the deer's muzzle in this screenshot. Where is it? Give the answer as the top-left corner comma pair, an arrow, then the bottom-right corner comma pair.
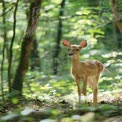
68,52 -> 73,56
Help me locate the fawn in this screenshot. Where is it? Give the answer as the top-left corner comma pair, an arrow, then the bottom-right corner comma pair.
62,40 -> 104,107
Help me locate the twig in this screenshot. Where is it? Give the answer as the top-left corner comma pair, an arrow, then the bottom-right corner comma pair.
0,5 -> 14,17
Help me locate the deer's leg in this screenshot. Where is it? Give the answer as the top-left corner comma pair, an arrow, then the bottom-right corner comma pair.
82,78 -> 87,96
76,79 -> 81,103
93,87 -> 98,107
82,78 -> 88,103
93,75 -> 99,107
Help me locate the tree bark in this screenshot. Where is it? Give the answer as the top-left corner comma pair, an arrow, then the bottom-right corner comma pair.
31,39 -> 40,70
25,1 -> 41,71
1,0 -> 7,101
8,0 -> 19,92
52,0 -> 65,74
11,0 -> 42,96
111,0 -> 122,32
111,0 -> 122,48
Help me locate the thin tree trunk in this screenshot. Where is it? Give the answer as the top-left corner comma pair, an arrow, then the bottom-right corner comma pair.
111,0 -> 122,48
1,0 -> 7,101
52,0 -> 65,74
11,0 -> 42,96
8,0 -> 19,92
111,0 -> 122,32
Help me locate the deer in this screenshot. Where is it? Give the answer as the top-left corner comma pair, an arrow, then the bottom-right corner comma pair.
62,39 -> 105,107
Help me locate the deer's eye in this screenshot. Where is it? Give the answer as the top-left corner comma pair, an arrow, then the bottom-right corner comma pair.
76,49 -> 79,51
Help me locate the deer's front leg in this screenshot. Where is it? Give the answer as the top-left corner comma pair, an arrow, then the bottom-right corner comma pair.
76,79 -> 81,103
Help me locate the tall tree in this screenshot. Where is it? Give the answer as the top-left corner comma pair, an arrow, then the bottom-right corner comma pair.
111,0 -> 122,48
31,39 -> 40,70
1,0 -> 7,101
8,0 -> 19,92
52,0 -> 65,74
111,0 -> 122,32
25,1 -> 40,70
11,0 -> 42,96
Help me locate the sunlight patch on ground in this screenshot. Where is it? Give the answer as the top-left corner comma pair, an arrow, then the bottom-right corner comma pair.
62,89 -> 122,105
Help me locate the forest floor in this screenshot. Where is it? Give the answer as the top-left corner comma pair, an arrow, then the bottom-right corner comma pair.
0,90 -> 122,122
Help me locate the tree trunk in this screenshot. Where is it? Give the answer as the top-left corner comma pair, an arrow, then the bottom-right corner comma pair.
25,2 -> 41,71
8,0 -> 19,92
52,0 -> 65,75
111,0 -> 122,32
11,0 -> 42,96
1,0 -> 7,101
111,0 -> 122,48
31,39 -> 41,70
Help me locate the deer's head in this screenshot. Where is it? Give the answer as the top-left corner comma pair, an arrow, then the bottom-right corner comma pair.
62,40 -> 87,56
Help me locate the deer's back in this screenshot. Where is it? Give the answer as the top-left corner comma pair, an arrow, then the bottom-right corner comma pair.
81,60 -> 104,73
72,60 -> 104,80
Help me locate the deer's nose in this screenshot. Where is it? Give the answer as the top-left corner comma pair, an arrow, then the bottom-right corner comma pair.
68,52 -> 73,56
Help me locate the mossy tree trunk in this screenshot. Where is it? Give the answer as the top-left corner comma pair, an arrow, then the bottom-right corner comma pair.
11,0 -> 42,96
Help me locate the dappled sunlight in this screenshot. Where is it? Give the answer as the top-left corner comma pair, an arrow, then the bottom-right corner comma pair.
61,89 -> 122,107
0,0 -> 122,121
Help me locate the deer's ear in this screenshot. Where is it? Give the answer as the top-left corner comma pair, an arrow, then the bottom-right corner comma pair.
80,40 -> 87,48
62,40 -> 71,47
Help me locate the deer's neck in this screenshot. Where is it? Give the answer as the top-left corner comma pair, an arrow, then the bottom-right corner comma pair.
71,55 -> 82,77
71,55 -> 80,68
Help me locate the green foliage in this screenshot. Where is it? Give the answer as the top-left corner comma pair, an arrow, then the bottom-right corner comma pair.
0,0 -> 122,121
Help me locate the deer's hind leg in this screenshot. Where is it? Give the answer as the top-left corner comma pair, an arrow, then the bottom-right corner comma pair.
82,78 -> 87,96
93,74 -> 100,107
88,77 -> 98,107
93,86 -> 98,107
